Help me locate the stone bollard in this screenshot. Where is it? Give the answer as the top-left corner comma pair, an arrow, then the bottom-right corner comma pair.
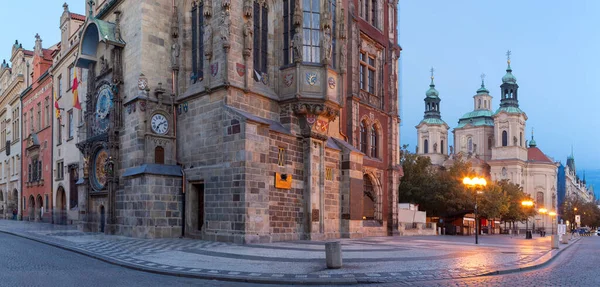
561,234 -> 569,244
325,241 -> 342,269
551,235 -> 559,249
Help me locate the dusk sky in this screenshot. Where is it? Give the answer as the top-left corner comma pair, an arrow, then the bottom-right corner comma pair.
399,1 -> 599,178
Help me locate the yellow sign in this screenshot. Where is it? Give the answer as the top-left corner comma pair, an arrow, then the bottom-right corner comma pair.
274,172 -> 292,189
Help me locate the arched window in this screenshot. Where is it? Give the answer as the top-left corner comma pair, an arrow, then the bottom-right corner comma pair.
520,132 -> 523,147
467,137 -> 473,153
370,125 -> 378,158
191,1 -> 205,82
536,191 -> 544,207
441,140 -> 444,154
502,131 -> 508,146
488,136 -> 493,150
302,0 -> 321,63
360,121 -> 367,154
253,1 -> 268,75
282,0 -> 296,65
155,146 -> 165,164
478,99 -> 481,109
371,0 -> 377,26
363,175 -> 375,220
424,139 -> 429,154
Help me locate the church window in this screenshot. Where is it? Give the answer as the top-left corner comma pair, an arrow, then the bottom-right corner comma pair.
502,131 -> 507,146
363,175 -> 375,220
441,140 -> 444,154
467,137 -> 473,153
478,99 -> 481,109
191,1 -> 205,82
370,125 -> 378,158
359,53 -> 366,90
536,191 -> 544,207
283,0 -> 296,65
155,146 -> 164,164
360,121 -> 367,154
253,1 -> 268,75
424,139 -> 429,154
488,137 -> 492,150
520,132 -> 523,147
329,0 -> 337,68
302,0 -> 321,63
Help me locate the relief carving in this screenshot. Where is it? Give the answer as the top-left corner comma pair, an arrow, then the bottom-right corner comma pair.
292,27 -> 302,63
243,0 -> 253,18
220,9 -> 231,49
322,25 -> 333,65
204,0 -> 212,17
243,20 -> 253,58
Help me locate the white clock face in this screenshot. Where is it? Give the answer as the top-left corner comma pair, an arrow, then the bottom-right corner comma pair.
151,114 -> 168,134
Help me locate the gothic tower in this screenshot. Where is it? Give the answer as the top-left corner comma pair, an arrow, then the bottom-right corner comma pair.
416,69 -> 449,166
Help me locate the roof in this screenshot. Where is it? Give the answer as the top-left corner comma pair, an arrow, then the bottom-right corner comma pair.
494,106 -> 526,116
528,147 -> 553,163
70,12 -> 86,21
419,118 -> 447,126
456,117 -> 494,128
459,110 -> 494,120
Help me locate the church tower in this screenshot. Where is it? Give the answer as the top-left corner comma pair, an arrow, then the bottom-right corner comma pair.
416,68 -> 449,166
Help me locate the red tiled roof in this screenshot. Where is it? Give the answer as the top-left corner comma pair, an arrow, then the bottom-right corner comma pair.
528,147 -> 553,163
23,50 -> 34,56
70,13 -> 86,21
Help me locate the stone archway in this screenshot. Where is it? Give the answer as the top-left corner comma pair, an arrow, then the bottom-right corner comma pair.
362,172 -> 383,222
36,195 -> 43,222
28,196 -> 35,221
56,187 -> 67,225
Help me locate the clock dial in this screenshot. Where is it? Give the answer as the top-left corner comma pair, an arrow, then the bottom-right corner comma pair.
92,149 -> 108,190
151,114 -> 169,134
95,85 -> 113,134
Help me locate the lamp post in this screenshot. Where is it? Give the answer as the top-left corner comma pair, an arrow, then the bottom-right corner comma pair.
521,200 -> 534,239
539,208 -> 548,236
549,211 -> 557,235
463,177 -> 487,244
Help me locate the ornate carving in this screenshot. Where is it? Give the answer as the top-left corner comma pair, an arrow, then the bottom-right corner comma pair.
222,0 -> 231,10
243,20 -> 253,58
293,0 -> 302,26
339,8 -> 346,39
220,9 -> 231,50
292,103 -> 339,121
292,27 -> 302,63
99,56 -> 109,75
339,39 -> 347,73
114,11 -> 122,41
171,41 -> 180,69
322,26 -> 333,65
204,0 -> 212,17
204,23 -> 213,60
243,0 -> 253,18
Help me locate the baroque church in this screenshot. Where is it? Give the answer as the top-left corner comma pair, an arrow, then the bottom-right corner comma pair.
416,54 -> 558,229
70,0 -> 401,243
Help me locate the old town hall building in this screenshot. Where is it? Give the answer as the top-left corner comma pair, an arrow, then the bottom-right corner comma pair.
71,0 -> 401,242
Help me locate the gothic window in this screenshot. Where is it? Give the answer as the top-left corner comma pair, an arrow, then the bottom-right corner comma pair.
283,0 -> 296,65
155,146 -> 165,164
467,137 -> 473,153
360,121 -> 367,154
441,140 -> 444,154
536,191 -> 544,207
363,175 -> 375,220
191,1 -> 205,82
328,0 -> 337,68
478,99 -> 481,109
302,0 -> 321,63
370,125 -> 378,158
488,136 -> 492,150
424,139 -> 429,154
502,130 -> 507,146
359,52 -> 376,94
520,132 -> 523,147
371,0 -> 377,26
253,1 -> 268,75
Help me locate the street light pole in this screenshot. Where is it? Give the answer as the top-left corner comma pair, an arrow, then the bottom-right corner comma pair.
549,211 -> 557,235
475,193 -> 479,245
463,177 -> 487,245
521,200 -> 534,239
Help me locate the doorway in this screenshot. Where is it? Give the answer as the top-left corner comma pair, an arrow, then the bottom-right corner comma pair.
100,205 -> 105,233
191,183 -> 204,231
56,187 -> 67,224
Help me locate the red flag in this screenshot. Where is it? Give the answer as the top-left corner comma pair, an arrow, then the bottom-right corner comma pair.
54,91 -> 61,119
72,69 -> 81,110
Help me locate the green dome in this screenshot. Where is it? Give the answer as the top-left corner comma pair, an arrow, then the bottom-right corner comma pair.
502,62 -> 517,84
477,80 -> 489,94
529,138 -> 537,147
426,77 -> 439,98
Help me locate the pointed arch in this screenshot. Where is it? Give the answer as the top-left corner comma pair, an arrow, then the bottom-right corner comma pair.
362,172 -> 383,221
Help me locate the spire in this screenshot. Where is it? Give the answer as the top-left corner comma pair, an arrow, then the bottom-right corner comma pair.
502,50 -> 517,84
529,127 -> 537,147
423,67 -> 441,120
425,67 -> 439,98
477,73 -> 489,94
499,50 -> 520,109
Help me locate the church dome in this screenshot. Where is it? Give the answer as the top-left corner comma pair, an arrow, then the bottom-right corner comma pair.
426,85 -> 439,98
502,63 -> 517,84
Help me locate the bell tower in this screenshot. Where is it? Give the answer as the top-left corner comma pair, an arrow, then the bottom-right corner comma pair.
416,68 -> 449,166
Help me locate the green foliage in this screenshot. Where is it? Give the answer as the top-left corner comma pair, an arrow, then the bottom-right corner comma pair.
498,179 -> 536,222
478,184 -> 509,219
561,196 -> 600,228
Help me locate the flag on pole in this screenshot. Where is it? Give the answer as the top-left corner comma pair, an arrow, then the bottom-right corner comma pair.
54,91 -> 61,119
72,69 -> 81,110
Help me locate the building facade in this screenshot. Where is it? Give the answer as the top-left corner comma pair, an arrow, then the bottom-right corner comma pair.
0,42 -> 31,219
51,3 -> 87,225
72,0 -> 401,243
21,35 -> 55,222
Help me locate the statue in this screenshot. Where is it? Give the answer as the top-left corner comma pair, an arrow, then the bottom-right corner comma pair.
339,39 -> 347,72
171,41 -> 180,68
243,0 -> 253,18
513,136 -> 518,146
204,23 -> 213,60
100,56 -> 109,74
243,20 -> 253,58
322,26 -> 332,65
220,9 -> 231,48
449,145 -> 454,154
339,8 -> 346,39
415,146 -> 419,153
292,27 -> 302,63
433,143 -> 437,153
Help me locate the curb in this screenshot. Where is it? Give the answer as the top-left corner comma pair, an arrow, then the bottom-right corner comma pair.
480,237 -> 581,276
0,229 -> 357,285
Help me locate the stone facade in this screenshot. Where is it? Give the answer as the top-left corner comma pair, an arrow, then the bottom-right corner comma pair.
21,35 -> 56,222
51,4 -> 87,226
0,42 -> 30,220
71,0 -> 401,243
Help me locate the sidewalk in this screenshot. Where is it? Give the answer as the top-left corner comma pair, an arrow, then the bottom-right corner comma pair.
0,220 -> 579,285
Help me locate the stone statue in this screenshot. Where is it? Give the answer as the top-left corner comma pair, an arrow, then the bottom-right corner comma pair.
449,145 -> 454,154
513,136 -> 518,146
339,39 -> 347,72
100,56 -> 109,74
339,8 -> 346,39
83,156 -> 89,177
292,27 -> 302,63
473,144 -> 477,154
243,20 -> 253,58
415,146 -> 419,153
322,26 -> 333,65
204,23 -> 213,60
171,41 -> 180,68
433,143 -> 438,153
243,0 -> 253,18
220,9 -> 231,48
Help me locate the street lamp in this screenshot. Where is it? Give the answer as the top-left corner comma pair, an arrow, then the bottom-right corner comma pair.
549,211 -> 557,235
463,177 -> 487,244
522,200 -> 534,239
539,208 -> 548,236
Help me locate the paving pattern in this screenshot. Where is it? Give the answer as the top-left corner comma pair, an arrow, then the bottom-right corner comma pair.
0,219 -> 579,285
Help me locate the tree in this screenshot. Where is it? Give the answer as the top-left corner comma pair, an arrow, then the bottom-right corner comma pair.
478,183 -> 510,220
498,180 -> 536,230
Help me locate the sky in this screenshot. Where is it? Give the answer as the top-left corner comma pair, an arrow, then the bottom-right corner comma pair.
0,1 -> 85,62
398,1 -> 600,187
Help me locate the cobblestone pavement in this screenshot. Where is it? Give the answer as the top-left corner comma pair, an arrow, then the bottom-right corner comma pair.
0,220 -> 579,285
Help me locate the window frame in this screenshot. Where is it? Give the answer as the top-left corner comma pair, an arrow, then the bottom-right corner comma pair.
360,121 -> 367,154
359,52 -> 377,95
302,0 -> 321,63
191,1 -> 205,83
282,0 -> 296,65
253,1 -> 269,75
57,75 -> 63,99
370,125 -> 378,158
67,109 -> 74,140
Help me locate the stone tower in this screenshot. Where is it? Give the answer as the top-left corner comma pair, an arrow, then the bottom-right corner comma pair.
415,69 -> 448,166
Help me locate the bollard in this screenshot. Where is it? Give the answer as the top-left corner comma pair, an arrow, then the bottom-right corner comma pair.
561,234 -> 568,244
325,242 -> 342,269
551,235 -> 559,249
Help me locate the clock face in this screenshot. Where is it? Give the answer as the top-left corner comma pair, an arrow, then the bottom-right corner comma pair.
92,149 -> 108,190
95,85 -> 113,134
151,114 -> 169,134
